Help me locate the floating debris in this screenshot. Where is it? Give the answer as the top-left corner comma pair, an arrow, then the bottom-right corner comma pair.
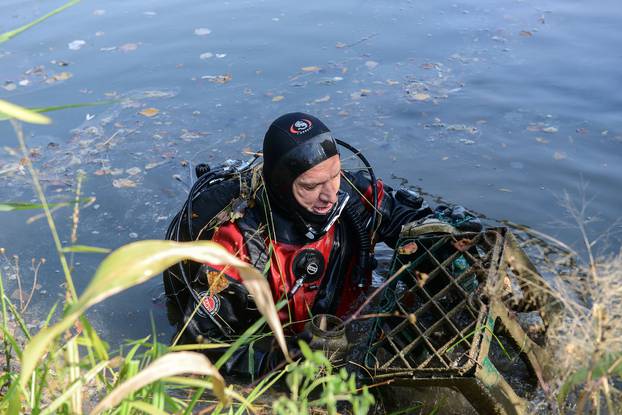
301,66 -> 321,72
194,28 -> 211,36
411,92 -> 430,101
553,151 -> 567,160
139,108 -> 160,117
365,60 -> 379,70
2,81 -> 16,91
126,167 -> 141,176
350,88 -> 371,100
112,178 -> 137,188
118,43 -> 139,53
68,40 -> 86,50
201,74 -> 232,84
45,72 -> 72,84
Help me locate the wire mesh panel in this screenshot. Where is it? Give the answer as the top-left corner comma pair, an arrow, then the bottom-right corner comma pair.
366,229 -> 502,375
362,227 -> 556,415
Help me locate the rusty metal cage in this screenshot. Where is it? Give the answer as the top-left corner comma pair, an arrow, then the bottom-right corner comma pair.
363,226 -> 559,415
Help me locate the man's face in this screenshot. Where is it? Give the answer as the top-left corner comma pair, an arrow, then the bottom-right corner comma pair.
292,155 -> 341,215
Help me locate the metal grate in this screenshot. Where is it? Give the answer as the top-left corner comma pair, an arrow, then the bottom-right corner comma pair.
366,230 -> 502,374
362,227 -> 559,415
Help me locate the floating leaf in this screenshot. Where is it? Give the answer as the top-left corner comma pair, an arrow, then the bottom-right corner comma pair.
519,31 -> 533,37
112,178 -> 136,188
118,43 -> 139,53
272,95 -> 284,102
125,167 -> 141,176
139,107 -> 159,117
45,71 -> 73,84
0,99 -> 51,124
91,352 -> 227,414
412,92 -> 431,101
301,66 -> 321,72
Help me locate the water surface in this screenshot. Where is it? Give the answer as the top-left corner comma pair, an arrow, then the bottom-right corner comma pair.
1,0 -> 620,342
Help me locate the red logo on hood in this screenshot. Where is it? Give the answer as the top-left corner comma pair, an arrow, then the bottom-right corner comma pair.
289,119 -> 313,135
201,294 -> 220,315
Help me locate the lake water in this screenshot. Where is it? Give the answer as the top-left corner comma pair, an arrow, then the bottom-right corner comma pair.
1,0 -> 621,344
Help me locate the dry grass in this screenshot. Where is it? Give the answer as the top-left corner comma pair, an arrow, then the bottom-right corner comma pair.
518,188 -> 622,414
545,251 -> 622,413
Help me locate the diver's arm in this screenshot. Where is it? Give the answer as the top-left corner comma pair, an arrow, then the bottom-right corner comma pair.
348,171 -> 481,248
347,171 -> 433,248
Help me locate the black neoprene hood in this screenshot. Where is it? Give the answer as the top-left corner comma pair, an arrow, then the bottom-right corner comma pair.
262,112 -> 339,214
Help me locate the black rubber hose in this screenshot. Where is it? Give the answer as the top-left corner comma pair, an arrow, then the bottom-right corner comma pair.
335,139 -> 378,237
344,203 -> 372,287
335,139 -> 378,288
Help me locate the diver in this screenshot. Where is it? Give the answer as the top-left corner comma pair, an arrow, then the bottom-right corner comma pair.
163,112 -> 481,376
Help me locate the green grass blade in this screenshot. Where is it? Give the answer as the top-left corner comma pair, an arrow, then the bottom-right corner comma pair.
39,360 -> 108,415
42,301 -> 59,328
0,0 -> 81,44
61,245 -> 111,254
0,325 -> 23,359
151,381 -> 165,411
0,101 -> 114,122
0,100 -> 51,125
1,271 -> 13,370
64,337 -> 81,413
79,317 -> 109,361
0,202 -> 68,212
3,295 -> 31,340
168,343 -> 230,351
8,240 -> 285,415
124,336 -> 150,364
